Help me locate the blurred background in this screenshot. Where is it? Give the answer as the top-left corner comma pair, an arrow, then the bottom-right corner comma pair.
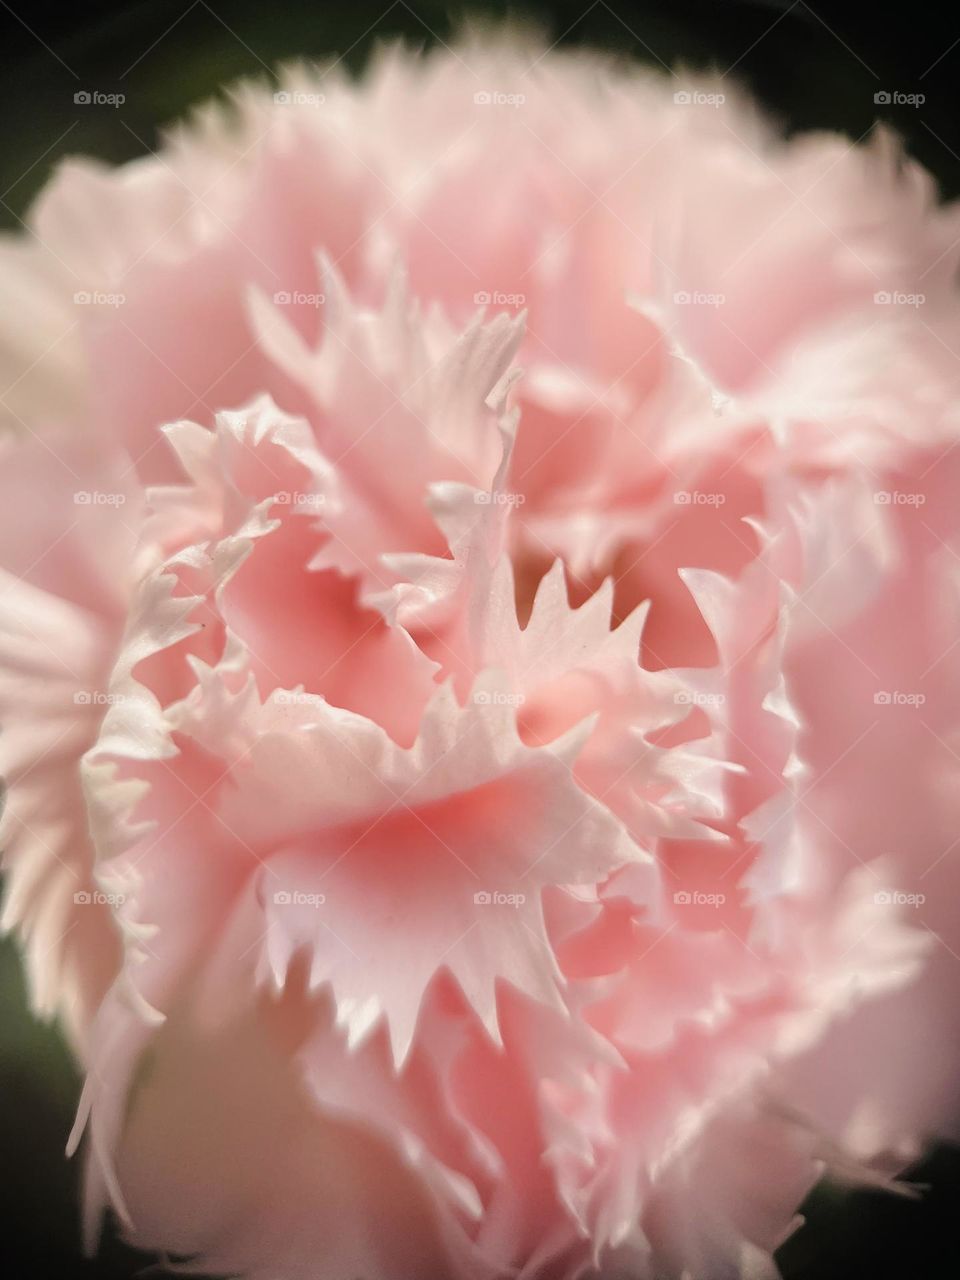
1,1 -> 959,1276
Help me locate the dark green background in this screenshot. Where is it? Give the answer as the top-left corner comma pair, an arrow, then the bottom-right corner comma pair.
1,2 -> 959,1276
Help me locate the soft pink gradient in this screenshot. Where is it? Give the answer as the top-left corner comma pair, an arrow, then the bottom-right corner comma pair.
2,34 -> 960,1280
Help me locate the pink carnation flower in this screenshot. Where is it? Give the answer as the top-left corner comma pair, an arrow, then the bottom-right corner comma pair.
2,34 -> 960,1280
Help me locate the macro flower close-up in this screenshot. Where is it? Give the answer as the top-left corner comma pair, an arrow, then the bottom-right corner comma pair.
2,5 -> 960,1280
